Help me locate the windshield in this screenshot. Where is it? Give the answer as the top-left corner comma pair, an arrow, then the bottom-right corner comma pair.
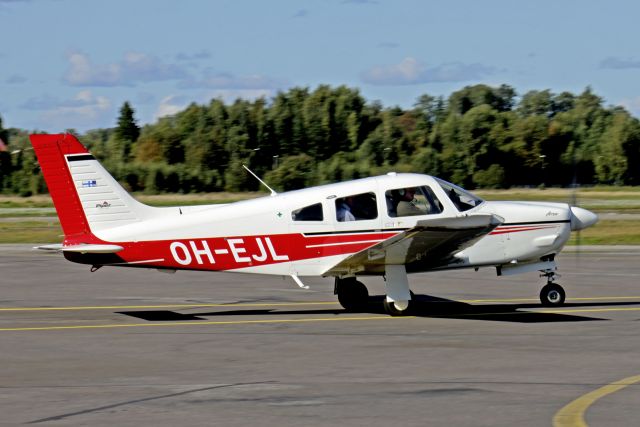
435,178 -> 484,212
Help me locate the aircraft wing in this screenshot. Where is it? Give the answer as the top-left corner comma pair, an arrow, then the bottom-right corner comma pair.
323,214 -> 503,276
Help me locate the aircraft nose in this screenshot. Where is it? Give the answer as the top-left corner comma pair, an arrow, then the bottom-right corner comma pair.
570,206 -> 598,231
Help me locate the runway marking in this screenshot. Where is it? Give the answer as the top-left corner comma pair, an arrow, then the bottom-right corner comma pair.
2,296 -> 640,313
460,296 -> 640,303
0,315 -> 411,332
3,304 -> 640,333
0,301 -> 340,312
449,306 -> 640,318
553,374 -> 640,427
541,307 -> 640,314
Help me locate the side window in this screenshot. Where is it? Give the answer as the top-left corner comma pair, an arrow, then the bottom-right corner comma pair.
335,192 -> 378,222
292,203 -> 324,221
386,186 -> 443,217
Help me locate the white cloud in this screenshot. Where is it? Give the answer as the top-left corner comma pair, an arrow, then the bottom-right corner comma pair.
361,57 -> 496,86
64,50 -> 188,87
618,96 -> 640,116
154,95 -> 189,120
179,69 -> 286,90
27,90 -> 112,130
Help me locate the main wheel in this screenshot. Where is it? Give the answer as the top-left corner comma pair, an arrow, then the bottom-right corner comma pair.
336,278 -> 369,312
383,299 -> 412,316
539,283 -> 566,306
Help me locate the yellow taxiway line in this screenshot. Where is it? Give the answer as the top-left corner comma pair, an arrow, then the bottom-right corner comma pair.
2,296 -> 640,333
553,374 -> 640,427
1,296 -> 640,312
0,315 -> 410,332
0,301 -> 340,312
461,296 -> 640,303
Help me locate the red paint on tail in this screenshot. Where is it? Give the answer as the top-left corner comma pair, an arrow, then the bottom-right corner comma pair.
30,134 -> 92,240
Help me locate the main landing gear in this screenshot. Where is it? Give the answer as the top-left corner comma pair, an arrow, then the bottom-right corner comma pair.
539,269 -> 566,306
334,277 -> 369,312
335,265 -> 414,316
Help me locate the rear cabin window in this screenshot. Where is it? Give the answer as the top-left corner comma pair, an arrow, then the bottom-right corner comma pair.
385,186 -> 443,217
292,203 -> 324,221
335,192 -> 378,222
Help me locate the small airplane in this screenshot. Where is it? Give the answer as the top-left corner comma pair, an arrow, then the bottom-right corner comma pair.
30,133 -> 598,316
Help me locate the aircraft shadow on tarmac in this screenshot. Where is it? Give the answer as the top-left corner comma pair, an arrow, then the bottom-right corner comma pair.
117,295 -> 640,323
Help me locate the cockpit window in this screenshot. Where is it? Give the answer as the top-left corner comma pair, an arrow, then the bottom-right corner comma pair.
335,192 -> 378,222
292,203 -> 323,221
385,186 -> 443,217
435,178 -> 484,212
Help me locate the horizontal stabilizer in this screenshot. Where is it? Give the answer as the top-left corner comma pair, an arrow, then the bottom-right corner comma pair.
34,243 -> 124,253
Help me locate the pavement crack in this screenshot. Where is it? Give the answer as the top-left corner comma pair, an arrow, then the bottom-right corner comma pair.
27,381 -> 273,424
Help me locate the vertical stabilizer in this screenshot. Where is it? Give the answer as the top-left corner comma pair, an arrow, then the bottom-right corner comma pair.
30,134 -> 155,239
30,134 -> 91,238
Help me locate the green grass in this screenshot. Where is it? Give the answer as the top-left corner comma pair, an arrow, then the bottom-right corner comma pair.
1,186 -> 639,244
0,195 -> 55,208
0,221 -> 63,243
566,220 -> 640,245
1,218 -> 639,245
0,210 -> 56,218
0,192 -> 267,209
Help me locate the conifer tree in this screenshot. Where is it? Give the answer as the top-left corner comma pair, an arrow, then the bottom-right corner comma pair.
111,102 -> 140,162
115,102 -> 140,142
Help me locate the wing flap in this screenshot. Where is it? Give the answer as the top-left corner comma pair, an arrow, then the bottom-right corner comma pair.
324,213 -> 503,276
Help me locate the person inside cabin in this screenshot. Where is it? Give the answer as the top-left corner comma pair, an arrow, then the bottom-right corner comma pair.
336,196 -> 356,221
396,187 -> 422,216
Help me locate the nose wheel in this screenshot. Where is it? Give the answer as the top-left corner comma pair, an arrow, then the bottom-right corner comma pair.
540,283 -> 566,306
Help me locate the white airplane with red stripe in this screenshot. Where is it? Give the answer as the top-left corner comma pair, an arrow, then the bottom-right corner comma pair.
30,133 -> 598,316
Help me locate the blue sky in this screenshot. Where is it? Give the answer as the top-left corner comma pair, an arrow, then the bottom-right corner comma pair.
2,0 -> 640,132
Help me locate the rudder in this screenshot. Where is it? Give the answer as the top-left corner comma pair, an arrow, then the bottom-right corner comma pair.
30,134 -> 91,239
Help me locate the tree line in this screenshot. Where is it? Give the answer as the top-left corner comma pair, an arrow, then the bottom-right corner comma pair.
1,84 -> 639,196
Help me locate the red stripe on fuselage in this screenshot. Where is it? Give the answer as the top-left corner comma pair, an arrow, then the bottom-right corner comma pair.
489,225 -> 557,235
68,231 -> 402,271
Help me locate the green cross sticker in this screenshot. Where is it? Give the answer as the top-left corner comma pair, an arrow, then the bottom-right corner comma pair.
277,212 -> 283,218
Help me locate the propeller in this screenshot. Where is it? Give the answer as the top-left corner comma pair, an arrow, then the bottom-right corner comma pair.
567,144 -> 598,260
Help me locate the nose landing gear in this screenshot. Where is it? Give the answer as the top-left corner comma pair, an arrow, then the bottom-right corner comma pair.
539,269 -> 566,306
540,282 -> 566,306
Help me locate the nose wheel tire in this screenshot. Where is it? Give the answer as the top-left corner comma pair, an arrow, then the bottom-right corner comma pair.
540,283 -> 566,306
336,278 -> 369,312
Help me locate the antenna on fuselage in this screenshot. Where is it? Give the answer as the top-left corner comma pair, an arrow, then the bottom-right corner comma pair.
242,164 -> 277,196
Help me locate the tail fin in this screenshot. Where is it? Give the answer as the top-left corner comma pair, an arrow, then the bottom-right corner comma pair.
30,134 -> 155,239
